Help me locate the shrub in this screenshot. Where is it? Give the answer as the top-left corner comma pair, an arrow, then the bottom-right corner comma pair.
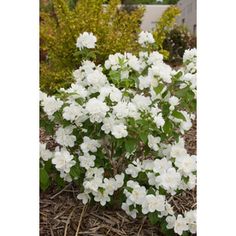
153,6 -> 181,59
163,25 -> 196,66
40,0 -> 144,94
40,32 -> 197,235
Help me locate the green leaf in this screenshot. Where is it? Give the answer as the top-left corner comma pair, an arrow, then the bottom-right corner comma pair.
172,110 -> 186,121
160,221 -> 175,236
40,168 -> 50,191
163,119 -> 173,134
109,70 -> 120,82
125,138 -> 138,153
175,86 -> 189,97
182,232 -> 190,236
147,187 -> 156,195
70,164 -> 82,179
137,172 -> 148,184
162,103 -> 170,117
40,119 -> 54,135
148,212 -> 159,225
154,83 -> 165,95
139,131 -> 148,143
173,70 -> 183,80
55,174 -> 65,188
159,186 -> 167,195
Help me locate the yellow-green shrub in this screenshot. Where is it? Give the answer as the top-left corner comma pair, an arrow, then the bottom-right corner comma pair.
153,5 -> 181,59
40,0 -> 144,94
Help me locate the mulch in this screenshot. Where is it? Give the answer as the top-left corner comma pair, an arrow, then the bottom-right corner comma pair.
40,119 -> 197,236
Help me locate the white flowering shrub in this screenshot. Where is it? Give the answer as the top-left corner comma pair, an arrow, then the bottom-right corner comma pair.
40,32 -> 197,235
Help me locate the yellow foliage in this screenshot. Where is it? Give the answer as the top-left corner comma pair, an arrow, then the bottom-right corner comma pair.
153,5 -> 181,59
40,0 -> 144,94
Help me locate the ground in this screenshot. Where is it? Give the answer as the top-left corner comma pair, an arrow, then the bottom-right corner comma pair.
40,119 -> 196,236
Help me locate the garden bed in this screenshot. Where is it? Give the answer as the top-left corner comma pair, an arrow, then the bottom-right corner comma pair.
40,119 -> 196,236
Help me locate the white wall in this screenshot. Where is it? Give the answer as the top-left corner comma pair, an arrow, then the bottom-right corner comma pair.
176,0 -> 197,35
141,5 -> 170,31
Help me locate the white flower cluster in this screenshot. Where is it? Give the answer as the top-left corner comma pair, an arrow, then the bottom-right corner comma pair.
166,210 -> 196,235
138,31 -> 155,47
183,48 -> 197,74
125,139 -> 196,195
40,32 -> 197,236
40,92 -> 63,117
77,169 -> 124,206
76,32 -> 97,50
40,143 -> 53,161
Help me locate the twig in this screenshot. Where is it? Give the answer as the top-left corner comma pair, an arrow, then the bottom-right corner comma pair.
64,207 -> 76,236
137,216 -> 146,236
50,184 -> 71,200
75,204 -> 87,236
49,223 -> 55,236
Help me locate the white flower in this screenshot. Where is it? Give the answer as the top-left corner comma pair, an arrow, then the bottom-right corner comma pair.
52,148 -> 76,173
142,194 -> 165,214
129,186 -> 147,205
85,98 -> 109,123
66,83 -> 88,99
150,105 -> 161,116
138,31 -> 155,46
169,96 -> 179,110
41,95 -> 63,116
127,53 -> 141,71
132,94 -> 151,111
156,168 -> 181,191
148,134 -> 161,151
166,215 -> 176,229
103,178 -> 116,195
138,75 -> 152,90
170,140 -> 187,159
79,153 -> 96,169
80,136 -> 101,153
93,190 -> 110,206
187,173 -> 197,190
101,116 -> 116,134
174,215 -> 189,235
148,63 -> 172,83
142,159 -> 155,170
113,102 -> 129,119
76,32 -> 97,50
121,202 -> 138,218
179,111 -> 192,132
175,154 -> 197,176
114,173 -> 125,188
153,158 -> 172,174
147,172 -> 156,186
147,51 -> 163,65
40,143 -> 53,161
127,102 -> 140,120
109,86 -> 122,102
86,69 -> 107,91
85,167 -> 104,179
104,53 -> 124,70
121,70 -> 129,80
183,48 -> 197,64
55,126 -> 76,147
111,123 -> 128,139
63,103 -> 84,122
185,210 -> 197,234
126,180 -> 139,189
60,171 -> 72,182
125,164 -> 141,178
154,113 -> 165,128
77,192 -> 90,204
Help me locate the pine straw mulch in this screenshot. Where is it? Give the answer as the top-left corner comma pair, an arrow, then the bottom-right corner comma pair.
40,119 -> 197,236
